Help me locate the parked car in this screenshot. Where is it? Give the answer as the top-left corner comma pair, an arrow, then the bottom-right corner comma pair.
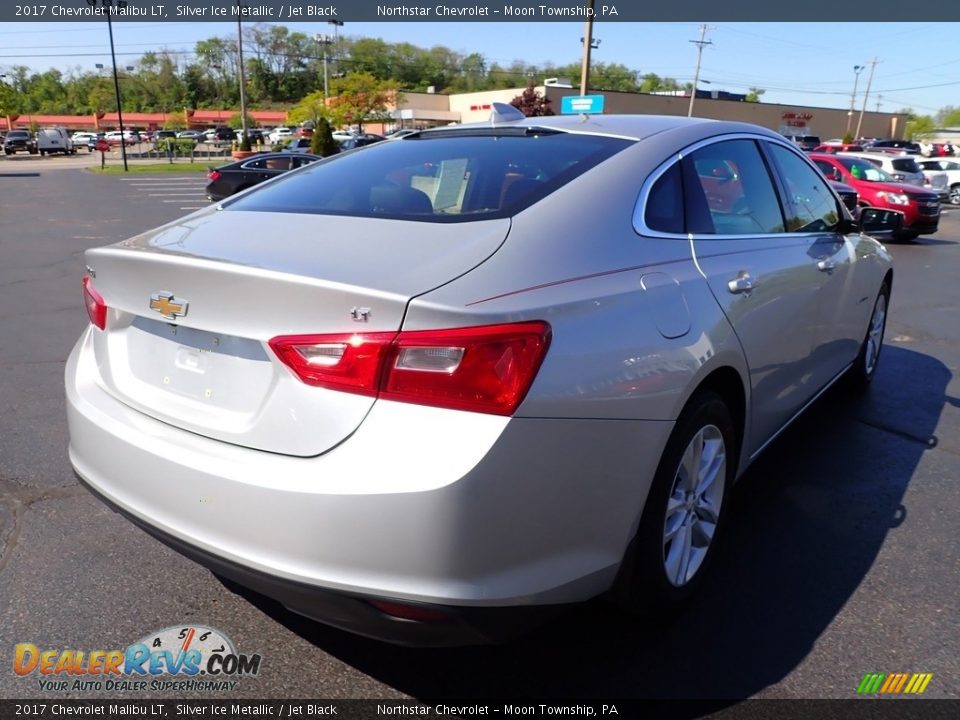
828,179 -> 859,215
37,127 -> 75,156
69,114 -> 897,646
244,128 -> 266,145
104,130 -> 139,146
869,139 -> 922,154
205,152 -> 321,201
177,130 -> 204,142
71,131 -> 99,151
916,157 -> 960,205
152,130 -> 178,149
810,152 -> 940,239
268,127 -> 295,144
782,134 -> 821,151
3,130 -> 38,155
840,151 -> 930,187
280,138 -> 316,154
208,126 -> 235,143
336,133 -> 386,150
812,143 -> 863,154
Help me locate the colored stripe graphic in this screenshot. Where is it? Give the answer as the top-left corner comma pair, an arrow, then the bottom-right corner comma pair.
857,673 -> 885,694
857,672 -> 933,694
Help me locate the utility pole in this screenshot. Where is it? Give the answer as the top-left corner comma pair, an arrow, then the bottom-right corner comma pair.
845,65 -> 864,137
855,58 -> 879,140
579,0 -> 596,96
316,35 -> 333,98
687,25 -> 714,118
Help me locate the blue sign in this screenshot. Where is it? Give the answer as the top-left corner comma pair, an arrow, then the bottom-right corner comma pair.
560,95 -> 605,115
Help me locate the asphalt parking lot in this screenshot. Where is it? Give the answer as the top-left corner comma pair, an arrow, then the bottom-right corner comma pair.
0,163 -> 957,707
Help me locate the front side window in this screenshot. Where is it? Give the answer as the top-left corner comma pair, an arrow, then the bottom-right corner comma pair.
768,144 -> 840,232
683,139 -> 785,235
226,130 -> 633,222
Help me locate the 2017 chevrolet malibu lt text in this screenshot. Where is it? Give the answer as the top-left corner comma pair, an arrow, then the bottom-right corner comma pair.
67,112 -> 896,646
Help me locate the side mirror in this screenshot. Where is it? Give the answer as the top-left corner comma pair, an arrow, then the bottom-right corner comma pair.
857,207 -> 904,238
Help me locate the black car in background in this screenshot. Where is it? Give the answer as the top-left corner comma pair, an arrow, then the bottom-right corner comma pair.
206,152 -> 321,202
4,130 -> 38,155
336,133 -> 386,150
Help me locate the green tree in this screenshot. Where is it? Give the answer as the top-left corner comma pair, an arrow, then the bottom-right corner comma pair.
901,109 -> 936,139
310,117 -> 340,157
745,87 -> 766,103
329,73 -> 400,131
0,81 -> 17,117
938,106 -> 960,127
288,90 -> 332,128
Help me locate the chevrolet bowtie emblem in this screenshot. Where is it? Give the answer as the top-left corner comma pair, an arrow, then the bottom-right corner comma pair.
149,292 -> 189,320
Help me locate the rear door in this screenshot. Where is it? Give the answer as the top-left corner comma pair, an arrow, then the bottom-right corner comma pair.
687,138 -> 833,454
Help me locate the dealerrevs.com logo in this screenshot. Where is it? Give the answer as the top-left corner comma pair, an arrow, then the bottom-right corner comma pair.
14,625 -> 261,693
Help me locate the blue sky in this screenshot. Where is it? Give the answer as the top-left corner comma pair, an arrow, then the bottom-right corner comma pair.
1,21 -> 959,118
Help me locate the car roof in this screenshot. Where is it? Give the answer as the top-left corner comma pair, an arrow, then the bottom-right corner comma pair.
424,113 -> 783,144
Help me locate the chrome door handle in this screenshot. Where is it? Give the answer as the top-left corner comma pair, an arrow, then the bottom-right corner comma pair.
817,258 -> 838,272
727,272 -> 754,294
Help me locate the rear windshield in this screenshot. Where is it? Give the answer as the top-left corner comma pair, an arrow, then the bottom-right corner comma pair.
225,130 -> 633,222
891,158 -> 921,173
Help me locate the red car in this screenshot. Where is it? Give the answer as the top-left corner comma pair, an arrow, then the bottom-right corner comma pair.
809,152 -> 940,240
812,143 -> 863,153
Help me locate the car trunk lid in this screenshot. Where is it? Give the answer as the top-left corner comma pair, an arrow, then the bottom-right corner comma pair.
84,209 -> 511,456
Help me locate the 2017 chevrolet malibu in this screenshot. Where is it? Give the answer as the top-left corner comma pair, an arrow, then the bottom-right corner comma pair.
67,111 -> 896,646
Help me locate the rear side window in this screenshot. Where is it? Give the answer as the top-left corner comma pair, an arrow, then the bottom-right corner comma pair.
644,162 -> 685,234
226,131 -> 633,222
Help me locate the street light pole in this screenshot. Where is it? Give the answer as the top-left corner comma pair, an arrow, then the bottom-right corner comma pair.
846,64 -> 864,137
236,2 -> 249,147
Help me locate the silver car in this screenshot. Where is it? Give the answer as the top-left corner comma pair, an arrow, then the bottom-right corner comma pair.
67,113 -> 895,645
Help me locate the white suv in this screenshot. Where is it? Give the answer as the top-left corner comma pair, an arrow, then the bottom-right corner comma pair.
916,158 -> 960,205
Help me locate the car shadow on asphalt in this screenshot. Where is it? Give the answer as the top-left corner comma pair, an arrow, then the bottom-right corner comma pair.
221,345 -> 949,704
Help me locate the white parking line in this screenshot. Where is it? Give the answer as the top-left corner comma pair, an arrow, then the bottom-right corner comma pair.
147,192 -> 205,196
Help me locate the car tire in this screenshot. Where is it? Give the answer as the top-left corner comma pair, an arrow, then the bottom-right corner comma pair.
847,281 -> 890,391
949,184 -> 960,206
618,391 -> 735,612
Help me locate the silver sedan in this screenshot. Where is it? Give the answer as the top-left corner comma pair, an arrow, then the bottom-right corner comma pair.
66,112 -> 895,645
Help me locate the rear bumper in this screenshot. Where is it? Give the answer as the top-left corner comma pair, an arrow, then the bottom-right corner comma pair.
77,473 -> 565,646
66,328 -> 672,644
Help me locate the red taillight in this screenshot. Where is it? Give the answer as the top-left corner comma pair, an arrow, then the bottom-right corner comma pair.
269,321 -> 551,415
268,332 -> 397,397
207,169 -> 221,182
82,276 -> 106,330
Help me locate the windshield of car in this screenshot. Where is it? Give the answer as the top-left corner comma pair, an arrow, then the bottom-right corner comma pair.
7,131 -> 28,139
226,130 -> 634,222
838,157 -> 895,183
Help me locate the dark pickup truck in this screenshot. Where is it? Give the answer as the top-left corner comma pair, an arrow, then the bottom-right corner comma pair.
4,130 -> 38,155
